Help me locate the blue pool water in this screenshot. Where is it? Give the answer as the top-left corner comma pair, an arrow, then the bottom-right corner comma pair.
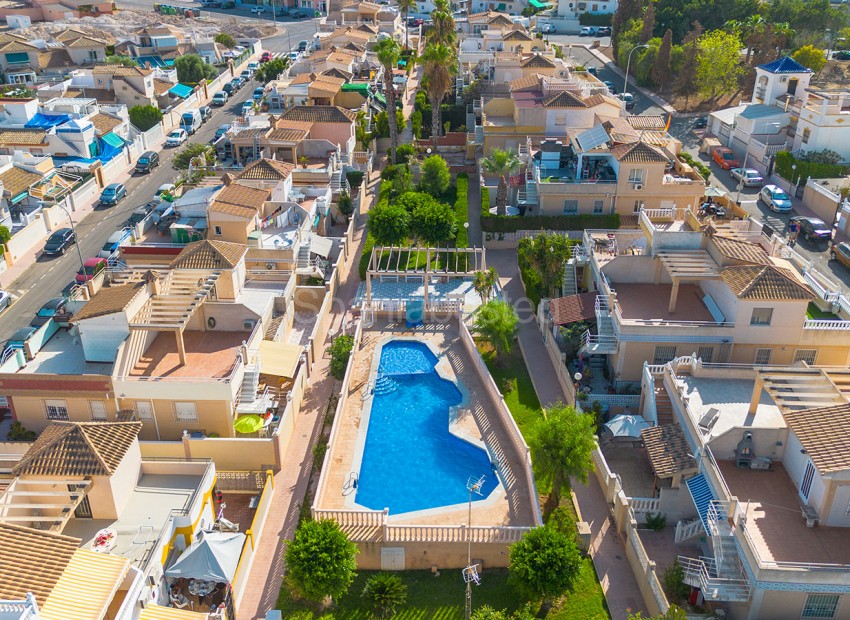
355,340 -> 497,514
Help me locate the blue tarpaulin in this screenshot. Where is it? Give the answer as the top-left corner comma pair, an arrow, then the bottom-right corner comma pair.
169,83 -> 194,99
101,132 -> 125,149
135,55 -> 167,67
51,136 -> 123,166
24,113 -> 70,129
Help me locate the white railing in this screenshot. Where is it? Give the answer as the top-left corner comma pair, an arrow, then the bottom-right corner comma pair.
385,524 -> 529,544
642,363 -> 657,424
311,507 -> 388,528
629,497 -> 661,514
641,207 -> 676,221
677,556 -> 752,602
675,518 -> 704,543
585,393 -> 641,409
803,319 -> 850,330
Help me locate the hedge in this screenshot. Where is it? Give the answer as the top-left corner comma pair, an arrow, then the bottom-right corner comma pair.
359,180 -> 393,279
481,186 -> 490,217
454,173 -> 469,249
481,213 -> 621,233
579,12 -> 613,26
775,151 -> 848,185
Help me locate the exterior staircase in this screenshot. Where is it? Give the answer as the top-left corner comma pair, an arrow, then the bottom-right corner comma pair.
517,168 -> 538,210
562,259 -> 578,296
674,517 -> 704,543
579,295 -> 618,355
239,361 -> 260,404
330,170 -> 348,193
654,379 -> 675,425
264,315 -> 284,341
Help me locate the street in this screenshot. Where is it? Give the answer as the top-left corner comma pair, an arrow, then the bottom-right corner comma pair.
0,76 -> 256,341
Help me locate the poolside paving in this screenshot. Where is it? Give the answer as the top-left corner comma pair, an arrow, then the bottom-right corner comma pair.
488,249 -> 650,619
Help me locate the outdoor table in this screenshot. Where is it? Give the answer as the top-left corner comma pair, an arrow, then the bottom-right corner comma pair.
91,528 -> 117,553
188,579 -> 216,597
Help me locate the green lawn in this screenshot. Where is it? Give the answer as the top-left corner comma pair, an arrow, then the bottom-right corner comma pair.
807,302 -> 840,320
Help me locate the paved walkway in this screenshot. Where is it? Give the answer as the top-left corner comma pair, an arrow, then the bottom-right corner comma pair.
236,172 -> 381,620
488,249 -> 649,620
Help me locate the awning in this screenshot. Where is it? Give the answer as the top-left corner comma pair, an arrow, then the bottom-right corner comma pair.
164,531 -> 246,582
259,339 -> 302,378
102,132 -> 125,149
40,549 -> 130,620
685,473 -> 722,532
140,605 -> 210,620
169,83 -> 195,99
310,235 -> 333,258
10,191 -> 28,205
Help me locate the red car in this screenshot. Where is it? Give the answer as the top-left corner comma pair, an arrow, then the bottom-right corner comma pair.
75,257 -> 107,283
712,147 -> 740,170
260,51 -> 273,63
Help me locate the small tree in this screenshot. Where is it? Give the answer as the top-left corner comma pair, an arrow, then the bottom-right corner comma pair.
639,0 -> 655,43
368,201 -> 411,245
472,606 -> 509,620
0,225 -> 11,246
696,30 -> 742,99
105,54 -> 138,66
337,189 -> 354,222
419,154 -> 451,197
172,143 -> 215,171
508,526 -> 583,611
482,148 -> 520,216
628,607 -> 688,620
214,32 -> 236,49
473,267 -> 499,304
327,334 -> 354,380
284,519 -> 358,603
175,54 -> 216,83
128,105 -> 163,132
532,403 -> 596,518
651,29 -> 673,89
675,21 -> 703,108
792,44 -> 827,72
411,200 -> 456,244
361,573 -> 407,619
255,57 -> 289,83
396,143 -> 416,165
473,300 -> 518,361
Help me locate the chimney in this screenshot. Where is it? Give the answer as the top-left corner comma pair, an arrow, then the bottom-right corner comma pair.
143,270 -> 161,296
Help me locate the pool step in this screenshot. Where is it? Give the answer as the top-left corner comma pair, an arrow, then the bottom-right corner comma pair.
373,374 -> 398,395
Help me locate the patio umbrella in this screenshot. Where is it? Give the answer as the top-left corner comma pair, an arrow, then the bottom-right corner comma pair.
703,186 -> 726,198
604,414 -> 651,438
234,414 -> 263,434
164,531 -> 246,582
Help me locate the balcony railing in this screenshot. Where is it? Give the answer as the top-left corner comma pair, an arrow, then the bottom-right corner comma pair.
803,319 -> 850,330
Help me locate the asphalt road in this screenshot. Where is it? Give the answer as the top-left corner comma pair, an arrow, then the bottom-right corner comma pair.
0,79 -> 255,340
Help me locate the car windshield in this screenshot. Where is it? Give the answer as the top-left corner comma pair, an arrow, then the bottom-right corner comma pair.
169,132 -> 181,138
139,157 -> 149,164
773,189 -> 789,200
102,188 -> 115,195
810,219 -> 827,228
722,153 -> 736,160
82,264 -> 98,275
101,242 -> 114,251
745,171 -> 759,178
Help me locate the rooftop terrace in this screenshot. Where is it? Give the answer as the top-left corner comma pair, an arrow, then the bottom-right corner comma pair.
17,329 -> 114,376
615,283 -> 716,323
130,330 -> 244,379
680,376 -> 784,440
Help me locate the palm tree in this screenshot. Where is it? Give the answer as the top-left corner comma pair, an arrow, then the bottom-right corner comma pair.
397,0 -> 415,49
374,38 -> 401,165
473,300 -> 518,362
473,267 -> 499,304
430,0 -> 457,46
421,42 -> 456,141
482,148 -> 520,216
361,573 -> 407,619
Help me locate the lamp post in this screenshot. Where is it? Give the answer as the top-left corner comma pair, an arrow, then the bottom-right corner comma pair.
573,371 -> 583,407
791,163 -> 798,194
623,44 -> 648,98
54,202 -> 85,273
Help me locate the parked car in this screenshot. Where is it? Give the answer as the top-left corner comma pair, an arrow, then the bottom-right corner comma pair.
99,183 -> 127,206
539,23 -> 557,34
407,17 -> 423,27
833,50 -> 850,60
618,92 -> 635,110
124,207 -> 150,228
248,61 -> 259,71
831,241 -> 850,268
298,39 -> 308,52
212,91 -> 229,106
221,0 -> 235,7
693,115 -> 708,129
75,257 -> 107,283
230,78 -> 244,90
596,26 -> 612,36
0,290 -> 11,313
586,65 -> 598,76
790,216 -> 832,242
288,51 -> 299,63
30,298 -> 69,327
253,86 -> 265,101
261,51 -> 273,62
241,101 -> 255,116
730,167 -> 764,187
759,184 -> 793,212
240,70 -> 252,81
250,5 -> 266,12
98,228 -> 133,259
602,80 -> 617,94
199,105 -> 212,122
580,26 -> 595,36
712,147 -> 740,170
43,227 -> 76,256
222,82 -> 236,95
5,326 -> 37,352
166,128 -> 188,147
214,123 -> 231,140
135,150 -> 159,174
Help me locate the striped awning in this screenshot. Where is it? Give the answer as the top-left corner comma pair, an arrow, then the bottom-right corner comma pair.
41,549 -> 130,620
139,605 -> 210,620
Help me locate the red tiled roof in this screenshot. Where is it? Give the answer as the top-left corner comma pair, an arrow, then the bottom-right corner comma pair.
549,292 -> 597,325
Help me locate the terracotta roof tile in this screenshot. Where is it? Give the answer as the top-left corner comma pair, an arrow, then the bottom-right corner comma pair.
0,166 -> 41,197
610,141 -> 669,163
267,127 -> 308,142
488,14 -> 515,27
153,78 -> 174,95
503,29 -> 534,41
0,523 -> 80,604
0,40 -> 37,52
236,158 -> 296,180
641,424 -> 697,478
520,53 -> 555,68
543,90 -> 588,108
13,421 -> 142,477
73,281 -> 146,322
37,48 -> 74,70
327,51 -> 356,65
0,130 -> 48,146
549,292 -> 597,325
93,64 -> 151,76
627,115 -> 668,130
710,235 -> 771,265
213,183 -> 270,209
89,112 -> 123,135
273,119 -> 313,133
720,264 -> 814,300
170,239 -> 247,269
209,202 -> 257,218
322,67 -> 353,80
279,105 -> 356,123
784,404 -> 850,473
64,35 -> 107,48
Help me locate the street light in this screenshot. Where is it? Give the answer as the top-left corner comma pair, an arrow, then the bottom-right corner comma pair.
623,44 -> 649,98
573,371 -> 583,407
54,202 -> 85,273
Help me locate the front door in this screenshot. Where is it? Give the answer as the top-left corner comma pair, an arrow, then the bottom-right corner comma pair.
787,78 -> 798,95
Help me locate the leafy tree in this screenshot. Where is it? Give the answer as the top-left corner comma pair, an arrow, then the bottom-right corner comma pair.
531,403 -> 596,517
612,0 -> 644,58
472,606 -> 509,620
327,334 -> 354,380
792,44 -> 827,72
284,519 -> 358,602
7,422 -> 36,441
663,560 -> 691,604
508,526 -> 583,610
421,43 -> 457,139
105,54 -> 138,66
396,191 -> 439,213
419,154 -> 451,197
255,57 -> 289,83
128,105 -> 163,132
175,54 -> 216,83
628,607 -> 688,620
368,201 -> 411,245
337,189 -> 354,222
411,109 -> 423,139
361,573 -> 407,619
0,225 -> 12,246
172,143 -> 215,171
473,268 -> 499,304
375,38 -> 402,164
411,199 -> 456,244
397,0 -> 415,48
396,143 -> 416,165
521,233 -> 573,297
473,300 -> 518,360
652,29 -> 673,88
429,0 -> 457,46
640,1 -> 656,43
214,33 -> 236,49
675,22 -> 702,107
481,148 -> 520,216
696,30 -> 742,98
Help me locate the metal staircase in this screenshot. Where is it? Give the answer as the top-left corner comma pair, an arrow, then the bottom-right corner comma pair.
562,259 -> 578,296
517,168 -> 538,210
579,295 -> 618,355
330,170 -> 348,193
239,359 -> 260,403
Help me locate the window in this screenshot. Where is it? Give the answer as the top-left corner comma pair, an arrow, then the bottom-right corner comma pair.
802,127 -> 811,144
697,346 -> 714,364
591,3 -> 598,9
800,459 -> 816,500
593,200 -> 604,214
88,50 -> 99,60
44,400 -> 69,421
174,402 -> 198,422
633,200 -> 644,213
563,200 -> 578,215
628,168 -> 644,183
135,401 -> 153,421
554,113 -> 567,125
89,401 -> 107,421
213,225 -> 223,236
750,307 -> 773,325
802,594 -> 840,619
754,348 -> 773,365
653,346 -> 677,365
794,349 -> 818,365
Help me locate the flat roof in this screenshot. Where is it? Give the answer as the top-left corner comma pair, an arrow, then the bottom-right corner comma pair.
615,283 -> 716,323
680,375 -> 784,439
130,331 -> 244,379
18,328 -> 114,375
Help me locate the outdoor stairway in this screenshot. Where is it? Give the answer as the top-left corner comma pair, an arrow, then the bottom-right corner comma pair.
674,517 -> 704,543
373,374 -> 398,395
240,363 -> 260,403
562,259 -> 578,296
579,296 -> 617,355
264,315 -> 284,341
517,169 -> 538,208
654,379 -> 675,425
330,170 -> 347,192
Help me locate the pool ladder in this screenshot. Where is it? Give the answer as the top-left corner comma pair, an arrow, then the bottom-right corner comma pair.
373,374 -> 398,395
342,472 -> 358,496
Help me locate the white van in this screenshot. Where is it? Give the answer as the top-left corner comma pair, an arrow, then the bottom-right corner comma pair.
180,109 -> 202,135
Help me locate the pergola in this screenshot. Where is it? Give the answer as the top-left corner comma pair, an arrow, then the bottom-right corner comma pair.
656,250 -> 720,314
749,367 -> 847,415
0,479 -> 91,532
364,246 -> 486,305
640,424 -> 698,489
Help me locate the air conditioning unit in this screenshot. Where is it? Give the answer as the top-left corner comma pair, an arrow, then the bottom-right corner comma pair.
243,319 -> 256,331
634,183 -> 643,191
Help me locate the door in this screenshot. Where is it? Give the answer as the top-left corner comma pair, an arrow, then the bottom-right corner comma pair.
800,459 -> 815,501
787,77 -> 798,95
381,547 -> 405,570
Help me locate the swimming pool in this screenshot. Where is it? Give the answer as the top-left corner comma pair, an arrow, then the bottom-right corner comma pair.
355,340 -> 498,514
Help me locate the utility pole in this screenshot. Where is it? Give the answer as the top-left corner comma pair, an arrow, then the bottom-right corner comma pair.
463,475 -> 484,620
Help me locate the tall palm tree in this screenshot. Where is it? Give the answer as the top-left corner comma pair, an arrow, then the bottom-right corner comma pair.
430,0 -> 457,46
397,0 -> 415,49
482,148 -> 520,216
374,38 -> 401,165
421,42 -> 456,141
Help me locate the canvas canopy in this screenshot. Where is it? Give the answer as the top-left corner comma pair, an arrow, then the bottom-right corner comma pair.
164,531 -> 246,582
604,414 -> 651,438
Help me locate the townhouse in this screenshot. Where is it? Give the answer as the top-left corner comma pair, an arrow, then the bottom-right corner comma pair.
0,30 -> 109,86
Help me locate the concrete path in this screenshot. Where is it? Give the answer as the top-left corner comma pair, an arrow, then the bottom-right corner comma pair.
488,249 -> 649,620
236,172 -> 381,620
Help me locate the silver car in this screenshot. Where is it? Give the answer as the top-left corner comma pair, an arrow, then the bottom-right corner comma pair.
759,184 -> 793,212
730,167 -> 764,187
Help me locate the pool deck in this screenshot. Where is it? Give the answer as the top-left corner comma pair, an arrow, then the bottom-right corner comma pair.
315,319 -> 537,532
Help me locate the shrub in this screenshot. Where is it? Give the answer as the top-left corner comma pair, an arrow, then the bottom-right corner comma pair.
327,334 -> 355,380
7,422 -> 36,442
645,512 -> 667,531
346,170 -> 365,189
0,225 -> 11,245
411,199 -> 456,244
419,154 -> 451,198
175,54 -> 216,83
776,150 -> 848,184
368,201 -> 410,245
579,12 -> 613,25
285,519 -> 358,602
128,105 -> 163,132
411,109 -> 423,138
663,560 -> 691,604
395,143 -> 416,165
214,33 -> 236,48
482,213 -> 620,233
678,152 -> 711,181
359,233 -> 376,279
312,440 -> 328,469
361,572 -> 407,619
337,189 -> 354,222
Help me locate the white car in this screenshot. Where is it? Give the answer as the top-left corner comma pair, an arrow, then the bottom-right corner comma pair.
580,26 -> 595,36
730,167 -> 764,187
539,23 -> 556,34
759,184 -> 793,212
165,128 -> 188,147
241,101 -> 255,116
250,5 -> 266,13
